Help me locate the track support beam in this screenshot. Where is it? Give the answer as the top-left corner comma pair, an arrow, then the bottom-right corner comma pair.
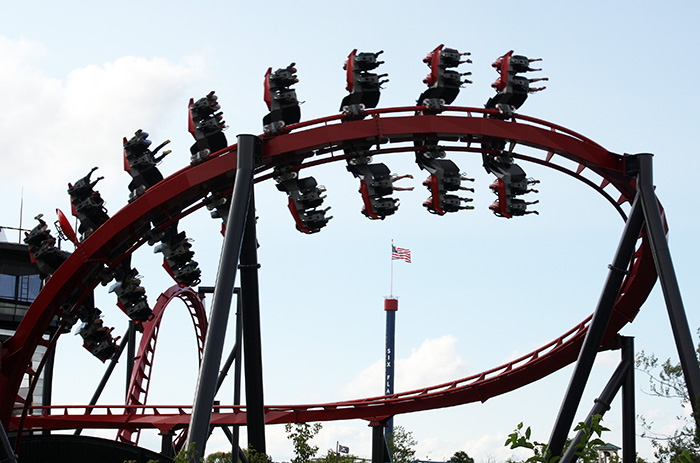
547,195 -> 645,457
621,336 -> 636,463
161,430 -> 175,458
232,290 -> 244,460
371,420 -> 391,463
187,134 -> 260,459
240,150 -> 266,455
551,153 -> 700,457
560,336 -> 635,463
126,321 -> 136,400
75,326 -> 131,436
635,153 -> 700,424
214,289 -> 241,394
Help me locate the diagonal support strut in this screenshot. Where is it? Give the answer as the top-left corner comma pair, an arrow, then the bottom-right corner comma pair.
186,134 -> 260,459
547,194 -> 645,457
635,153 -> 700,423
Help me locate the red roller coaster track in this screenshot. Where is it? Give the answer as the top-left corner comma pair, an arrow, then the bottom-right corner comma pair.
1,105 -> 659,438
117,285 -> 207,445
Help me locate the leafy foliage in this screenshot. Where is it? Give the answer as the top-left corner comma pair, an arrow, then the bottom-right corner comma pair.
504,415 -> 609,463
205,452 -> 233,463
636,334 -> 700,463
163,444 -> 267,463
387,425 -> 417,463
571,416 -> 609,462
243,446 -> 273,463
173,443 -> 202,463
314,449 -> 361,463
448,450 -> 475,463
505,421 -> 557,463
675,450 -> 697,463
285,422 -> 323,463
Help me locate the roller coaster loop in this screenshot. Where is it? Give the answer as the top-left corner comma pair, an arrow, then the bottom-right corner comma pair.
1,105 -> 666,440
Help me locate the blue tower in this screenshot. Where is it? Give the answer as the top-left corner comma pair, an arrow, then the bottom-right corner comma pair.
384,297 -> 397,441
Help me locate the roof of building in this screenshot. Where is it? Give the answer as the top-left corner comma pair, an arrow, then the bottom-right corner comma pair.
596,443 -> 621,451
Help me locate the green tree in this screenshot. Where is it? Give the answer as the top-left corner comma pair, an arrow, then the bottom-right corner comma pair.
636,336 -> 700,463
242,447 -> 272,463
174,444 -> 202,463
286,422 -> 323,463
448,451 -> 474,463
387,426 -> 417,463
314,448 -> 360,463
205,452 -> 233,463
504,415 -> 609,463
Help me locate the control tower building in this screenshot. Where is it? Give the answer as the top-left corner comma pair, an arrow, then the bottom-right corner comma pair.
0,227 -> 55,413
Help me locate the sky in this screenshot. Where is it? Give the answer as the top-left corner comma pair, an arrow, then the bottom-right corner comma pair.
2,1 -> 700,461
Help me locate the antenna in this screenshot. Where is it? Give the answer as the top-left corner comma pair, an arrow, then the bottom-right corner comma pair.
18,187 -> 24,243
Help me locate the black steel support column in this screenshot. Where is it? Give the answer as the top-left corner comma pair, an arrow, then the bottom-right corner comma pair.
187,134 -> 258,459
548,196 -> 645,457
232,290 -> 244,462
214,291 -> 241,394
161,430 -> 175,458
240,162 -> 266,455
238,446 -> 250,463
371,421 -> 390,463
621,336 -> 635,463
126,320 -> 136,399
75,327 -> 130,436
636,153 -> 700,421
560,336 -> 633,463
208,289 -> 243,461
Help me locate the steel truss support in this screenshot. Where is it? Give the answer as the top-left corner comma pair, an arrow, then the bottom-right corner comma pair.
560,336 -> 635,463
550,152 -> 700,458
204,290 -> 246,460
371,420 -> 391,463
231,290 -> 244,461
161,430 -> 175,458
75,326 -> 131,436
635,153 -> 700,421
240,162 -> 266,455
215,289 -> 241,394
187,135 -> 260,459
218,426 -> 249,463
547,194 -> 645,457
126,321 -> 136,400
622,337 -> 636,463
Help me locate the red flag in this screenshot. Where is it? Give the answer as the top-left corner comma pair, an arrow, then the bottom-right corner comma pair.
392,245 -> 411,263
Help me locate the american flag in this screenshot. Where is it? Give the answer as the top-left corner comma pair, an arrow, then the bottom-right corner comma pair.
392,245 -> 411,263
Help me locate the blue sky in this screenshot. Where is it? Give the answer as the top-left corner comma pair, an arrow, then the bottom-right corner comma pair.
2,1 -> 700,461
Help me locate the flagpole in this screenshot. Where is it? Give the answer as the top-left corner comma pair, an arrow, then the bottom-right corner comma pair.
385,243 -> 410,442
18,188 -> 23,244
390,239 -> 394,297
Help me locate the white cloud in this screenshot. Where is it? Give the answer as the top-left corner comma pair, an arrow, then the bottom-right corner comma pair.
0,36 -> 48,63
463,432 -> 529,463
341,335 -> 471,399
0,36 -> 205,220
228,335 -> 475,462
